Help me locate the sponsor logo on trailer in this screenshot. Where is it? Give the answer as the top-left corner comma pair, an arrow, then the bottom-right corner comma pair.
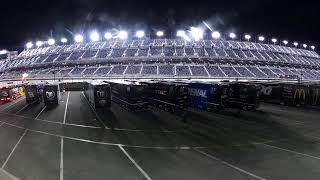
188,88 -> 207,98
46,90 -> 55,99
294,89 -> 305,100
260,86 -> 273,96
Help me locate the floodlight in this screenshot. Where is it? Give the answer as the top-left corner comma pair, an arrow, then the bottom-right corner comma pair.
244,34 -> 251,41
229,33 -> 236,39
36,41 -> 43,47
61,38 -> 68,43
303,44 -> 307,48
136,30 -> 145,38
282,40 -> 288,45
211,31 -> 221,39
0,50 -> 7,55
90,31 -> 100,42
271,38 -> 277,44
48,38 -> 55,45
156,31 -> 164,37
26,42 -> 33,49
118,31 -> 128,40
104,32 -> 112,40
190,27 -> 204,41
293,42 -> 298,47
177,30 -> 186,37
74,34 -> 84,43
258,36 -> 265,42
22,73 -> 29,78
311,45 -> 315,50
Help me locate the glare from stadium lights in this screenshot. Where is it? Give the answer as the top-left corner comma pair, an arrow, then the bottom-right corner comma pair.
74,34 -> 84,43
136,30 -> 145,38
36,41 -> 43,47
26,42 -> 33,49
118,31 -> 128,39
190,27 -> 204,41
211,31 -> 221,39
311,45 -> 315,50
90,31 -> 100,42
177,30 -> 186,37
61,38 -> 68,43
244,34 -> 251,41
229,33 -> 236,39
22,73 -> 29,78
156,31 -> 164,37
293,42 -> 298,47
48,38 -> 55,45
104,32 -> 112,40
0,50 -> 7,55
303,44 -> 307,48
282,40 -> 288,45
258,36 -> 265,42
271,38 -> 277,44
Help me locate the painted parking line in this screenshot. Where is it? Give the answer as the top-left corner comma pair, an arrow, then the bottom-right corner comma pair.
0,122 -> 4,127
15,104 -> 29,114
35,106 -> 46,119
195,149 -> 267,180
260,143 -> 320,160
1,129 -> 28,169
63,92 -> 70,124
119,145 -> 152,180
60,137 -> 64,180
0,97 -> 26,111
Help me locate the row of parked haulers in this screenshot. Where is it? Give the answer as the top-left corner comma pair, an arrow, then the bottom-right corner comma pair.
0,84 -> 24,102
83,80 -> 261,113
24,83 -> 61,106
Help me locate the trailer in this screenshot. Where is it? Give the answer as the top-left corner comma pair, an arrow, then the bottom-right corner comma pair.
226,82 -> 260,111
43,84 -> 61,106
24,84 -> 43,104
188,82 -> 228,112
84,82 -> 111,109
144,81 -> 188,113
0,87 -> 14,102
108,80 -> 148,111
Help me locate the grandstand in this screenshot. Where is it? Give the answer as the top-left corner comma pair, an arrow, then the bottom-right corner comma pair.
0,38 -> 319,81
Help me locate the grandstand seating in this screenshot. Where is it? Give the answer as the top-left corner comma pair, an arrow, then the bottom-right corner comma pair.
0,38 -> 319,80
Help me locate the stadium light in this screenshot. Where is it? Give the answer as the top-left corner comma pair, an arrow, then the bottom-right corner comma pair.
177,30 -> 186,37
156,31 -> 164,37
211,31 -> 221,39
26,42 -> 33,49
104,32 -> 112,40
190,27 -> 204,41
0,50 -> 7,55
282,40 -> 288,45
118,31 -> 128,40
229,33 -> 236,39
311,45 -> 315,50
22,73 -> 29,78
136,30 -> 145,38
61,38 -> 68,43
271,38 -> 277,44
74,34 -> 84,43
48,38 -> 55,46
36,41 -> 43,47
293,42 -> 298,47
90,31 -> 100,42
258,36 -> 265,42
303,44 -> 307,48
244,34 -> 251,41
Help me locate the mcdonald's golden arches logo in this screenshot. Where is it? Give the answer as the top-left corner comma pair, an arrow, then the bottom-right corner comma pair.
294,89 -> 306,100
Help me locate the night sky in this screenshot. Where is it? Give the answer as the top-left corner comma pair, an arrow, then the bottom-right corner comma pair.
0,0 -> 319,51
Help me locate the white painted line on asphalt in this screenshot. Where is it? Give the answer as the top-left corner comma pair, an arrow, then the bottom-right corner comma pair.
0,122 -> 4,127
0,97 -> 25,111
119,145 -> 152,180
63,92 -> 70,124
60,137 -> 64,180
0,168 -> 20,180
260,143 -> 320,160
15,104 -> 29,114
195,149 -> 267,180
81,92 -> 109,129
2,129 -> 28,169
35,106 -> 46,119
64,123 -> 102,129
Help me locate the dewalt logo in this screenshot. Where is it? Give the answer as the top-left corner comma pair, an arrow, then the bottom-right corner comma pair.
294,89 -> 306,101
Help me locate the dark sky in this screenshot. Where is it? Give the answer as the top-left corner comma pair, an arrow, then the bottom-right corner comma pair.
0,0 -> 319,51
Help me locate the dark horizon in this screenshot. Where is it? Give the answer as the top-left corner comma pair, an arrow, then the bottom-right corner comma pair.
0,0 -> 319,51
